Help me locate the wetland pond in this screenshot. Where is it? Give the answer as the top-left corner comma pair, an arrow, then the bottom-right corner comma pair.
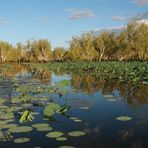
0,64 -> 148,148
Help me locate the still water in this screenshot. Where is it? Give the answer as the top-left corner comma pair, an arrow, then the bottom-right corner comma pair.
0,64 -> 148,148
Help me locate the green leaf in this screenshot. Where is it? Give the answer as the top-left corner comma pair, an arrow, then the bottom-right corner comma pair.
116,116 -> 132,121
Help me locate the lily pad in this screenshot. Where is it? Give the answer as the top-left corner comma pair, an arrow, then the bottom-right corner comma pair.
2,124 -> 17,129
56,137 -> 67,141
32,123 -> 49,128
46,131 -> 64,138
79,107 -> 90,110
9,126 -> 33,133
74,119 -> 82,122
103,95 -> 114,98
116,116 -> 132,121
68,131 -> 86,137
107,99 -> 116,102
36,127 -> 53,132
60,80 -> 70,87
59,146 -> 76,148
0,113 -> 14,120
14,138 -> 30,143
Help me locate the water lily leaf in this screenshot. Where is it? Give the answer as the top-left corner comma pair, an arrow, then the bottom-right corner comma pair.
0,113 -> 14,120
103,95 -> 114,98
46,131 -> 64,138
2,124 -> 17,129
0,121 -> 8,125
14,138 -> 30,143
68,131 -> 86,137
56,137 -> 67,141
19,111 -> 34,123
0,131 -> 13,142
43,103 -> 61,117
74,119 -> 82,122
19,111 -> 29,123
116,116 -> 132,121
32,123 -> 49,128
59,105 -> 70,113
59,146 -> 76,148
36,127 -> 53,132
107,99 -> 116,102
79,107 -> 90,110
11,97 -> 21,103
9,126 -> 33,133
70,117 -> 78,120
60,80 -> 70,87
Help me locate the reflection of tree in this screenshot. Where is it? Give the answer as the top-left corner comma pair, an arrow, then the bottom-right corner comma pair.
71,73 -> 148,105
26,65 -> 52,82
0,78 -> 13,98
0,64 -> 52,83
0,64 -> 26,77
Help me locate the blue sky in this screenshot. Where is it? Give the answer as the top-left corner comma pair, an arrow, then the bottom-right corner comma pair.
0,0 -> 148,48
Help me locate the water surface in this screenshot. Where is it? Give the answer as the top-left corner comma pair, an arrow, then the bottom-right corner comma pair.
0,64 -> 148,148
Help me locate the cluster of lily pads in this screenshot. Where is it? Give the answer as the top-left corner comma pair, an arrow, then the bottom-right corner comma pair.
0,78 -> 86,148
43,61 -> 148,83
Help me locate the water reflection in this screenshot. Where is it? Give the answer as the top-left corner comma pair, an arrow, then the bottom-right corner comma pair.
0,64 -> 147,105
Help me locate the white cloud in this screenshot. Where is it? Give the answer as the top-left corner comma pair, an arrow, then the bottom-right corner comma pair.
83,25 -> 126,34
34,16 -> 51,23
112,16 -> 127,21
133,0 -> 148,6
0,18 -> 9,24
65,8 -> 97,20
112,11 -> 148,22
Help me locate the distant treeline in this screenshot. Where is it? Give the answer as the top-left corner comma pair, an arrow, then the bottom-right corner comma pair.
0,22 -> 148,63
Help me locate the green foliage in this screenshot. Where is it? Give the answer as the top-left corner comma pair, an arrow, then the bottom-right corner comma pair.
43,103 -> 70,117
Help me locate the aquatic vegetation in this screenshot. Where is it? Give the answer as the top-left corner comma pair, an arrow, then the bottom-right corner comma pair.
36,127 -> 53,132
1,124 -> 17,129
0,131 -> 13,142
19,110 -> 34,123
59,146 -> 76,148
116,116 -> 132,121
14,138 -> 30,143
9,126 -> 33,133
60,80 -> 70,87
68,131 -> 86,137
43,103 -> 70,117
46,131 -> 64,138
70,117 -> 82,122
0,63 -> 147,147
56,137 -> 67,141
32,123 -> 49,128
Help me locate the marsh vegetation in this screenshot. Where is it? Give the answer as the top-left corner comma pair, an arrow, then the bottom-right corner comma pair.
0,64 -> 147,148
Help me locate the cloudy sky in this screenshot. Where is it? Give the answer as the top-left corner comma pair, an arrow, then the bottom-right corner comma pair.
0,0 -> 147,48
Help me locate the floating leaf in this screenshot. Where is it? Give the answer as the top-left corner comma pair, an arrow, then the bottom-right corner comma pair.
107,99 -> 116,102
14,138 -> 30,143
32,123 -> 49,128
59,146 -> 76,148
0,113 -> 14,120
46,131 -> 64,138
74,119 -> 82,122
116,116 -> 132,121
9,126 -> 33,133
79,107 -> 89,110
60,80 -> 70,87
68,131 -> 86,137
2,124 -> 17,129
36,127 -> 53,132
70,117 -> 78,120
56,137 -> 67,141
103,95 -> 114,98
19,111 -> 34,123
